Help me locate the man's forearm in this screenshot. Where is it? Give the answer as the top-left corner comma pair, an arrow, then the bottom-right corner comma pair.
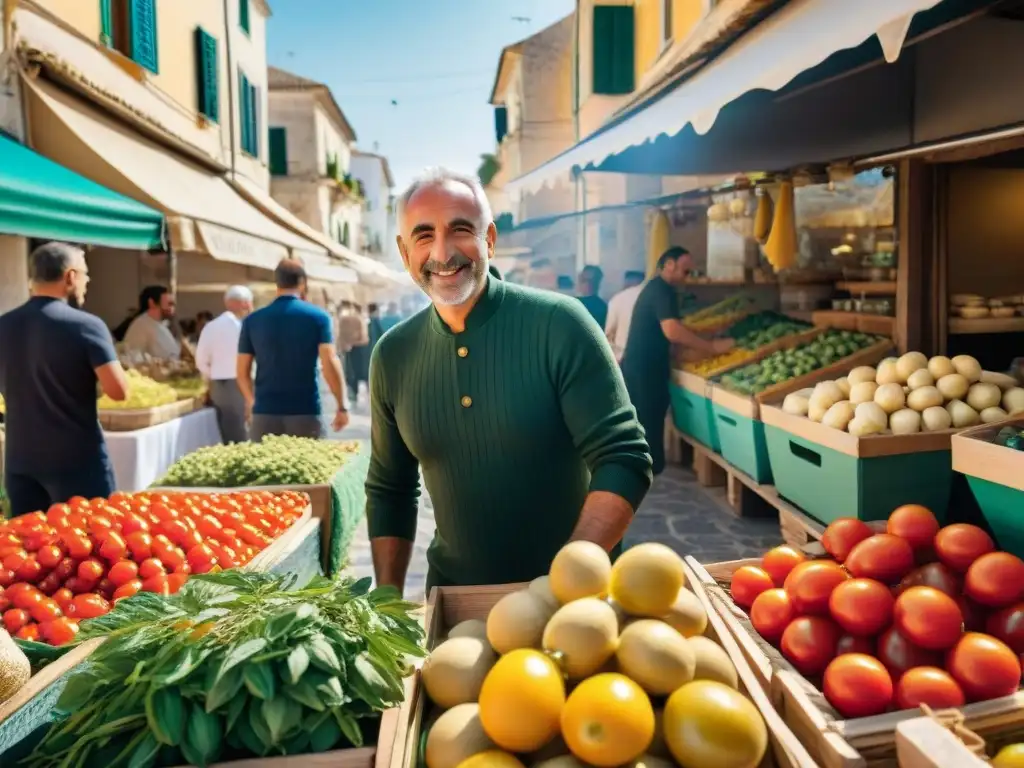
371,536 -> 414,592
236,367 -> 254,405
323,354 -> 347,409
667,323 -> 718,353
570,490 -> 635,551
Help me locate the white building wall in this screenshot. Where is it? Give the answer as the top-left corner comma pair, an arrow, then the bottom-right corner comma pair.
350,154 -> 392,258
229,0 -> 271,191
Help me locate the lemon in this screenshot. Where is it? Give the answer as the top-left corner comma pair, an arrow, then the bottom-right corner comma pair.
561,673 -> 655,767
994,744 -> 1024,768
663,680 -> 767,768
549,541 -> 612,604
610,543 -> 685,617
479,649 -> 565,753
456,751 -> 526,768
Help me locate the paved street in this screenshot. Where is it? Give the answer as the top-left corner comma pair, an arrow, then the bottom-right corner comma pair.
330,387 -> 782,600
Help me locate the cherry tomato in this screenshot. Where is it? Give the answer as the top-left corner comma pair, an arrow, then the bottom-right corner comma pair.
77,558 -> 104,583
934,524 -> 995,573
98,531 -> 128,563
126,531 -> 153,560
107,560 -> 139,587
71,593 -> 111,620
784,561 -> 849,616
986,603 -> 1024,654
836,634 -> 875,656
821,518 -> 873,563
2,550 -> 27,572
730,565 -> 775,609
11,587 -> 43,610
53,557 -> 76,582
46,503 -> 71,525
823,654 -> 894,718
0,568 -> 13,587
36,544 -> 63,570
761,546 -> 806,587
39,616 -> 79,646
887,504 -> 940,551
52,588 -> 74,610
63,577 -> 94,595
749,588 -> 795,643
36,572 -> 61,596
15,623 -> 40,641
893,586 -> 964,651
829,578 -> 894,637
947,632 -> 1021,702
965,552 -> 1024,609
113,579 -> 143,601
845,534 -> 915,585
14,556 -> 43,583
29,597 -> 62,623
877,626 -> 940,678
897,562 -> 962,599
66,533 -> 93,560
167,572 -> 189,594
138,558 -> 166,580
780,616 -> 841,676
120,515 -> 149,535
895,667 -> 966,710
3,607 -> 30,632
141,574 -> 170,596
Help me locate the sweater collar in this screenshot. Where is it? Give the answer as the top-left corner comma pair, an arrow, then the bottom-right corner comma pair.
429,273 -> 505,336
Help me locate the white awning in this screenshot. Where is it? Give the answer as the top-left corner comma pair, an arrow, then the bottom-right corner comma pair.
506,0 -> 944,197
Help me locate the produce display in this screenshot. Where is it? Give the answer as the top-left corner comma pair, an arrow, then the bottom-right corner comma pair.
683,313 -> 810,376
718,329 -> 884,396
20,570 -> 423,766
682,295 -> 755,332
994,424 -> 1024,451
421,541 -> 770,768
98,369 -> 178,410
167,375 -> 207,400
156,436 -> 359,487
729,504 -> 1024,719
949,293 -> 1024,320
780,353 -> 1024,436
0,490 -> 307,644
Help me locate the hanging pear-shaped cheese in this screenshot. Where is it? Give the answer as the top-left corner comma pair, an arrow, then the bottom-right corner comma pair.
763,181 -> 797,272
753,190 -> 774,244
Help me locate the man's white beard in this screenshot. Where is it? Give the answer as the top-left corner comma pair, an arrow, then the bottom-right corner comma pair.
422,260 -> 487,307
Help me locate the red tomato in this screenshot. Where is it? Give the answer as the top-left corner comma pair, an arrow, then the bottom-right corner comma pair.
761,546 -> 806,587
821,518 -> 873,563
0,568 -> 13,587
36,572 -> 61,596
836,634 -> 875,656
895,667 -> 966,710
897,562 -> 962,598
986,604 -> 1024,654
960,594 -> 992,633
845,534 -> 915,584
780,616 -> 841,676
750,588 -> 796,643
14,556 -> 43,584
98,531 -> 127,563
107,560 -> 139,587
141,574 -> 170,596
11,587 -> 43,610
126,531 -> 153,560
53,557 -> 76,582
167,572 -> 189,594
39,616 -> 79,646
113,579 -> 143,601
2,550 -> 27,572
52,588 -> 74,610
15,623 -> 40,641
823,654 -> 894,718
77,558 -> 105,583
3,607 -> 30,632
965,552 -> 1024,609
887,504 -> 940,551
877,627 -> 940,678
36,544 -> 63,570
785,561 -> 849,616
120,515 -> 149,535
946,632 -> 1021,702
894,586 -> 964,651
934,524 -> 994,573
731,565 -> 775,609
829,578 -> 894,637
71,593 -> 110,620
138,558 -> 166,579
63,577 -> 94,595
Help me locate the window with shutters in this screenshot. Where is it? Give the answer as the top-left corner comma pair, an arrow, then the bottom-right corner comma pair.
494,106 -> 508,144
101,0 -> 159,74
591,5 -> 635,96
239,70 -> 260,157
239,0 -> 251,35
269,128 -> 288,176
662,0 -> 673,44
194,28 -> 219,123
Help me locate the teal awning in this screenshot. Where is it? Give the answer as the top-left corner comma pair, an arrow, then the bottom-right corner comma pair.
0,131 -> 164,250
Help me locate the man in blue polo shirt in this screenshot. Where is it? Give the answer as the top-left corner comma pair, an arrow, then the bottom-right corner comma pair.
237,259 -> 349,440
0,242 -> 130,515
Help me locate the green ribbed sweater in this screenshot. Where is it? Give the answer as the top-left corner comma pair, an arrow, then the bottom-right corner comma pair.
365,276 -> 654,588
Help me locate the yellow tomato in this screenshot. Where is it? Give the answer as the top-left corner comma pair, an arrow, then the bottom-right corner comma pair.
478,649 -> 565,753
994,744 -> 1024,768
561,673 -> 655,767
456,751 -> 526,768
663,680 -> 767,768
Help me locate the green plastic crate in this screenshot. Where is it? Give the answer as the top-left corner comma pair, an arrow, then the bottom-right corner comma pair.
952,424 -> 1024,558
712,399 -> 773,483
762,407 -> 955,525
670,383 -> 720,452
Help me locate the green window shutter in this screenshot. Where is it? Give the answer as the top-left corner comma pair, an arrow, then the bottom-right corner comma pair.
99,0 -> 112,46
269,128 -> 288,175
239,0 -> 250,34
248,84 -> 260,156
194,28 -> 219,122
129,0 -> 159,73
239,71 -> 251,155
592,5 -> 634,95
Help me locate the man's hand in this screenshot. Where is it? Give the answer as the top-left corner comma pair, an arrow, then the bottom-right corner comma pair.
332,409 -> 350,432
712,337 -> 736,354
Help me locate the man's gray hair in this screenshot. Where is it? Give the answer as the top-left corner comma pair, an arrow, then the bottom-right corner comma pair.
397,167 -> 494,229
30,242 -> 83,283
225,285 -> 253,303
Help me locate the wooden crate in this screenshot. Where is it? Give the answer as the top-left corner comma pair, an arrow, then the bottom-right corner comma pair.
389,572 -> 820,768
99,397 -> 200,431
894,716 -> 988,768
686,557 -> 1024,768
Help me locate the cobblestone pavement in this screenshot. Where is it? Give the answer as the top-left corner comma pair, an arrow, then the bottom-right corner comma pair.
330,387 -> 783,600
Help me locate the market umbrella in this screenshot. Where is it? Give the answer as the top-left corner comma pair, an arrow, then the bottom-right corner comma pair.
647,210 -> 670,278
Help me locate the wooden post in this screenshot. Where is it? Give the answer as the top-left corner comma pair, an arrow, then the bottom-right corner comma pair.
896,159 -> 935,355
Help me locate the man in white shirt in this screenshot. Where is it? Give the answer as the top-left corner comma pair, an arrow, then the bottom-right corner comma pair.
122,285 -> 180,360
196,286 -> 253,443
605,270 -> 646,362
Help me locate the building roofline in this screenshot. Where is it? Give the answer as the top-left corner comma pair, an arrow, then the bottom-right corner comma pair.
352,149 -> 395,188
268,66 -> 357,142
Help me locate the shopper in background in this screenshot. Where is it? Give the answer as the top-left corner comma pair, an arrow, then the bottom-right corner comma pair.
0,242 -> 129,515
380,302 -> 402,333
237,259 -> 349,440
556,275 -> 575,295
339,303 -> 369,403
196,286 -> 253,444
122,285 -> 180,360
605,270 -> 646,362
621,247 -> 734,475
577,265 -> 608,329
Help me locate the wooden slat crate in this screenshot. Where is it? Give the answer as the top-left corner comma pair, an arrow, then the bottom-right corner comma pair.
99,397 -> 200,431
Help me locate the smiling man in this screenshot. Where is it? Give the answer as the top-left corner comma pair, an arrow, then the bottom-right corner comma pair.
365,167 -> 654,593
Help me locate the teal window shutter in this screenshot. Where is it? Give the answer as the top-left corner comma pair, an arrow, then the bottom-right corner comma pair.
194,28 -> 219,122
239,0 -> 251,35
592,5 -> 634,95
239,71 -> 251,155
129,0 -> 159,73
99,0 -> 112,46
269,128 -> 287,175
250,85 -> 261,156
494,106 -> 508,143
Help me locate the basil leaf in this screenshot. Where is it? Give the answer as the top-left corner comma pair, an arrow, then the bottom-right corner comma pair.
285,645 -> 310,685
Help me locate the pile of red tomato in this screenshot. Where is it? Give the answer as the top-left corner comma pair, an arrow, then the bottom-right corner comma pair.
729,504 -> 1024,719
0,490 -> 307,646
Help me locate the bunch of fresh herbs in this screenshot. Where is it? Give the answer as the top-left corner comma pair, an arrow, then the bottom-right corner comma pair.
22,571 -> 424,768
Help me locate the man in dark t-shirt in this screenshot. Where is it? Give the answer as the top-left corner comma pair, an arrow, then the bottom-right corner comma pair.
0,242 -> 130,515
621,247 -> 734,475
577,265 -> 608,329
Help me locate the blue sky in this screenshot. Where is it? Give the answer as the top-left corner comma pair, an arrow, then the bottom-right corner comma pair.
266,0 -> 576,192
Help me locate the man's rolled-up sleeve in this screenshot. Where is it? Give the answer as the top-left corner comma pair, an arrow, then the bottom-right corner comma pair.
365,343 -> 421,540
548,301 -> 654,510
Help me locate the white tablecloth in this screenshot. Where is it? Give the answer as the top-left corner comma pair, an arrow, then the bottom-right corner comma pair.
105,408 -> 222,492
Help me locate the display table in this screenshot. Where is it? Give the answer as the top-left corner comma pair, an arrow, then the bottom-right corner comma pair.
104,407 -> 221,491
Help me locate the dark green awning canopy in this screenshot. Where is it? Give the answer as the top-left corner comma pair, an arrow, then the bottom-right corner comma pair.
0,131 -> 164,250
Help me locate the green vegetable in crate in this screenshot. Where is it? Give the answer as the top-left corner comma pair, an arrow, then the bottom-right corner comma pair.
155,436 -> 359,487
23,571 -> 424,768
995,426 -> 1024,451
718,330 -> 883,395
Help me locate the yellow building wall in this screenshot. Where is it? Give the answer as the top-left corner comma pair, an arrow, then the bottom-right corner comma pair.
32,0 -> 101,39
633,0 -> 708,82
